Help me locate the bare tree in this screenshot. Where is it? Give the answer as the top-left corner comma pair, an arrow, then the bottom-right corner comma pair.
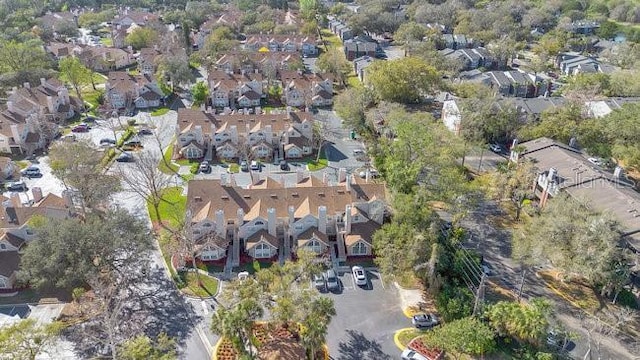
171,207 -> 224,287
307,121 -> 341,163
114,149 -> 173,226
236,136 -> 256,164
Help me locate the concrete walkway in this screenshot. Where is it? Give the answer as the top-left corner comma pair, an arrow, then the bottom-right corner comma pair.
394,282 -> 425,318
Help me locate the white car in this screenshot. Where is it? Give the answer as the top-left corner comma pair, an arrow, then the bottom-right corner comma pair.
489,143 -> 503,153
250,160 -> 260,171
587,157 -> 604,166
401,348 -> 429,360
352,266 -> 367,286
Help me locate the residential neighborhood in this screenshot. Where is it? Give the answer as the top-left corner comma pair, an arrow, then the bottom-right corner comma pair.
2,1 -> 640,360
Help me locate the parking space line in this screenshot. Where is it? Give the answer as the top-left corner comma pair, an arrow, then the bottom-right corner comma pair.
378,271 -> 385,289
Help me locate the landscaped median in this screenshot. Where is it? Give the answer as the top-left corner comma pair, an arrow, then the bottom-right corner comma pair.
212,322 -> 329,360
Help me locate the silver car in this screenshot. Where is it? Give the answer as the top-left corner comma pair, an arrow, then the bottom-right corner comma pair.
325,269 -> 339,291
313,274 -> 325,291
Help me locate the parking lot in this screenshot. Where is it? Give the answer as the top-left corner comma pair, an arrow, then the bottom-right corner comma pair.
323,268 -> 407,359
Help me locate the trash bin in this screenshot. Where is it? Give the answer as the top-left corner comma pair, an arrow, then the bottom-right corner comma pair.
350,130 -> 356,140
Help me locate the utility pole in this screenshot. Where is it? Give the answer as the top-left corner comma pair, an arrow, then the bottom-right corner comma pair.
473,272 -> 486,316
517,268 -> 527,301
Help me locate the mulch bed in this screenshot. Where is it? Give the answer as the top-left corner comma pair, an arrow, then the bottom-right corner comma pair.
216,323 -> 314,360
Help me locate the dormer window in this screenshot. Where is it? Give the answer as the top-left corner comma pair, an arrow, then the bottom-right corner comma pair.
0,243 -> 6,250
255,221 -> 264,225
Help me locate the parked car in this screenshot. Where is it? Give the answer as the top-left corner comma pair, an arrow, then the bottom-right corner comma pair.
124,140 -> 142,148
401,348 -> 430,360
100,138 -> 116,145
116,152 -> 134,162
21,166 -> 42,178
138,128 -> 153,135
240,161 -> 249,172
279,160 -> 289,171
250,160 -> 260,171
359,169 -> 380,179
313,274 -> 326,291
489,143 -> 503,153
199,160 -> 210,173
325,269 -> 339,292
71,123 -> 89,132
588,157 -> 604,166
7,181 -> 27,192
412,313 -> 439,329
352,266 -> 367,286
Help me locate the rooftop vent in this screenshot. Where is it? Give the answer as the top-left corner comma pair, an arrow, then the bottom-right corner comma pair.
270,194 -> 277,198
221,195 -> 229,200
194,196 -> 202,202
291,192 -> 299,197
243,195 -> 251,199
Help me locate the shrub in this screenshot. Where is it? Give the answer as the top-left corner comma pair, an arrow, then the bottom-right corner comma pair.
615,288 -> 639,309
190,163 -> 199,174
435,284 -> 474,322
127,118 -> 136,126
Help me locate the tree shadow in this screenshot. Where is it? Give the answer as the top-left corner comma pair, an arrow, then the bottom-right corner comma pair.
63,266 -> 201,358
337,329 -> 392,360
323,143 -> 347,162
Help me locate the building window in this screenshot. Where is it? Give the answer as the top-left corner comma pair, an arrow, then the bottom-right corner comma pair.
0,243 -> 5,250
352,241 -> 367,255
306,240 -> 322,253
255,221 -> 264,226
0,278 -> 6,289
255,243 -> 271,258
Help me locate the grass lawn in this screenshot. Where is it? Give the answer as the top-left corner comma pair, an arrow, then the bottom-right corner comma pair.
397,328 -> 423,348
158,143 -> 180,174
306,158 -> 328,171
15,160 -> 29,170
537,270 -> 600,312
151,107 -> 170,116
235,260 -> 274,274
176,158 -> 198,166
346,73 -> 363,89
147,187 -> 187,229
320,29 -> 342,50
100,37 -> 113,46
178,271 -> 219,298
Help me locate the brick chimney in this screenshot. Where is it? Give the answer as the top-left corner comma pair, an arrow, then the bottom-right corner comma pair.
10,193 -> 21,208
338,167 -> 346,183
31,187 -> 43,203
267,208 -> 276,237
318,206 -> 327,234
215,209 -> 225,236
345,205 -> 352,234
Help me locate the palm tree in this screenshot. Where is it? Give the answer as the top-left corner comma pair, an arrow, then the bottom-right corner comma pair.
211,298 -> 264,357
300,297 -> 335,360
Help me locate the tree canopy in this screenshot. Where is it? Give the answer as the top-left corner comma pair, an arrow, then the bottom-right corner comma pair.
0,319 -> 65,360
514,194 -> 630,296
18,210 -> 153,290
366,57 -> 441,103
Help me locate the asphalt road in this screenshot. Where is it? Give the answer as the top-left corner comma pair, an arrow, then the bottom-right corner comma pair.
461,201 -> 640,359
324,269 -> 406,359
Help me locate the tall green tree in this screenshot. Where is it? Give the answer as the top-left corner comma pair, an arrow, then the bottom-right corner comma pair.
486,299 -> 551,345
119,333 -> 177,360
514,194 -> 631,296
421,317 -> 496,359
299,296 -> 335,360
125,27 -> 159,50
315,47 -> 351,87
58,56 -> 92,110
0,39 -> 51,74
0,319 -> 65,360
366,57 -> 441,103
155,55 -> 194,91
18,210 -> 153,290
191,81 -> 209,107
492,159 -> 538,220
333,86 -> 374,133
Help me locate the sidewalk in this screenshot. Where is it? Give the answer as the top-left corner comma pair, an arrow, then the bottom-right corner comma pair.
394,282 -> 429,318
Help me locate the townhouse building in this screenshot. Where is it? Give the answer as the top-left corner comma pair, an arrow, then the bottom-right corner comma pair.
175,108 -> 314,161
186,172 -> 386,265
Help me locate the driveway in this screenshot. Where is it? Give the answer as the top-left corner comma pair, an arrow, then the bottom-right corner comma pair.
324,269 -> 406,359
